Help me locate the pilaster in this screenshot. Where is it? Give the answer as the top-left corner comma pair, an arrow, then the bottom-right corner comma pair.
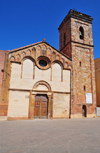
29,91 -> 35,119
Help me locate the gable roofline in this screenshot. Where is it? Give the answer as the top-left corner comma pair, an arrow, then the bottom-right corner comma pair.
9,41 -> 72,61
10,41 -> 43,53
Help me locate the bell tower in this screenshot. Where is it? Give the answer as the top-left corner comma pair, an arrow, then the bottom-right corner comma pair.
58,10 -> 96,118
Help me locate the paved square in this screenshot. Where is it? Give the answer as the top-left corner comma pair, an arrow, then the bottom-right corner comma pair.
0,118 -> 100,153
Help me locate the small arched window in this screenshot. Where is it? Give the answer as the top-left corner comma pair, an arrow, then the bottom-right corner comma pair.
79,26 -> 84,39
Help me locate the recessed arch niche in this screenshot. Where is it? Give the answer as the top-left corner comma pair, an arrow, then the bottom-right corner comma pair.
22,57 -> 35,79
52,61 -> 63,82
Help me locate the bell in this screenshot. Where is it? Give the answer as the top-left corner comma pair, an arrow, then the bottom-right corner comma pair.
80,31 -> 82,36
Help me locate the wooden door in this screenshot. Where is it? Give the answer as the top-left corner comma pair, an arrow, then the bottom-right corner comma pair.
34,94 -> 48,119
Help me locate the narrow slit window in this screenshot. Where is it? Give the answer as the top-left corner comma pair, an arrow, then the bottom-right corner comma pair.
79,61 -> 81,67
64,33 -> 66,47
79,26 -> 84,39
84,85 -> 86,91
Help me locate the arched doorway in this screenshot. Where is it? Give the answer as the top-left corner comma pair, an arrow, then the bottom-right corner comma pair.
82,105 -> 87,117
34,94 -> 48,119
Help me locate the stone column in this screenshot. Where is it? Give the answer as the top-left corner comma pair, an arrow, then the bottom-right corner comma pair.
29,91 -> 35,119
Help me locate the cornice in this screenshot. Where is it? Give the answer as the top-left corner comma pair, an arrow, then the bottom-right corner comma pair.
60,40 -> 94,52
58,9 -> 93,30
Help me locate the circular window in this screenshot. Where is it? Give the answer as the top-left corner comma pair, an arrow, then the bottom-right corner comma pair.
37,56 -> 50,70
39,60 -> 47,67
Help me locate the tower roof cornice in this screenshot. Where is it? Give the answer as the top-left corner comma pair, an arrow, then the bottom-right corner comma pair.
58,9 -> 93,30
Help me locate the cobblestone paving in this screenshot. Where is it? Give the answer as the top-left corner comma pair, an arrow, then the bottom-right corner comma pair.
0,118 -> 100,153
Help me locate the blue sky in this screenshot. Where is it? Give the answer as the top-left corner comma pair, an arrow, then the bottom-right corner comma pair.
0,0 -> 100,59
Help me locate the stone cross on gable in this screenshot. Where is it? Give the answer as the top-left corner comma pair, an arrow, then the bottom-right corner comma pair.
43,38 -> 46,42
73,8 -> 77,11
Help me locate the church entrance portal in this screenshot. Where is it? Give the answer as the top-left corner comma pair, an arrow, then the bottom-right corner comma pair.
34,94 -> 48,119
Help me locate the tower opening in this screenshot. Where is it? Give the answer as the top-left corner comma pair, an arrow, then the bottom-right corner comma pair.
79,26 -> 84,39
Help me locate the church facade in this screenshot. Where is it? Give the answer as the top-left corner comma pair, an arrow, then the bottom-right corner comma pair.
0,10 -> 96,120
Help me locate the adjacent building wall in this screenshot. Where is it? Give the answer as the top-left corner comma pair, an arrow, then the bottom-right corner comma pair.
95,58 -> 100,107
0,50 -> 9,119
0,50 -> 6,102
